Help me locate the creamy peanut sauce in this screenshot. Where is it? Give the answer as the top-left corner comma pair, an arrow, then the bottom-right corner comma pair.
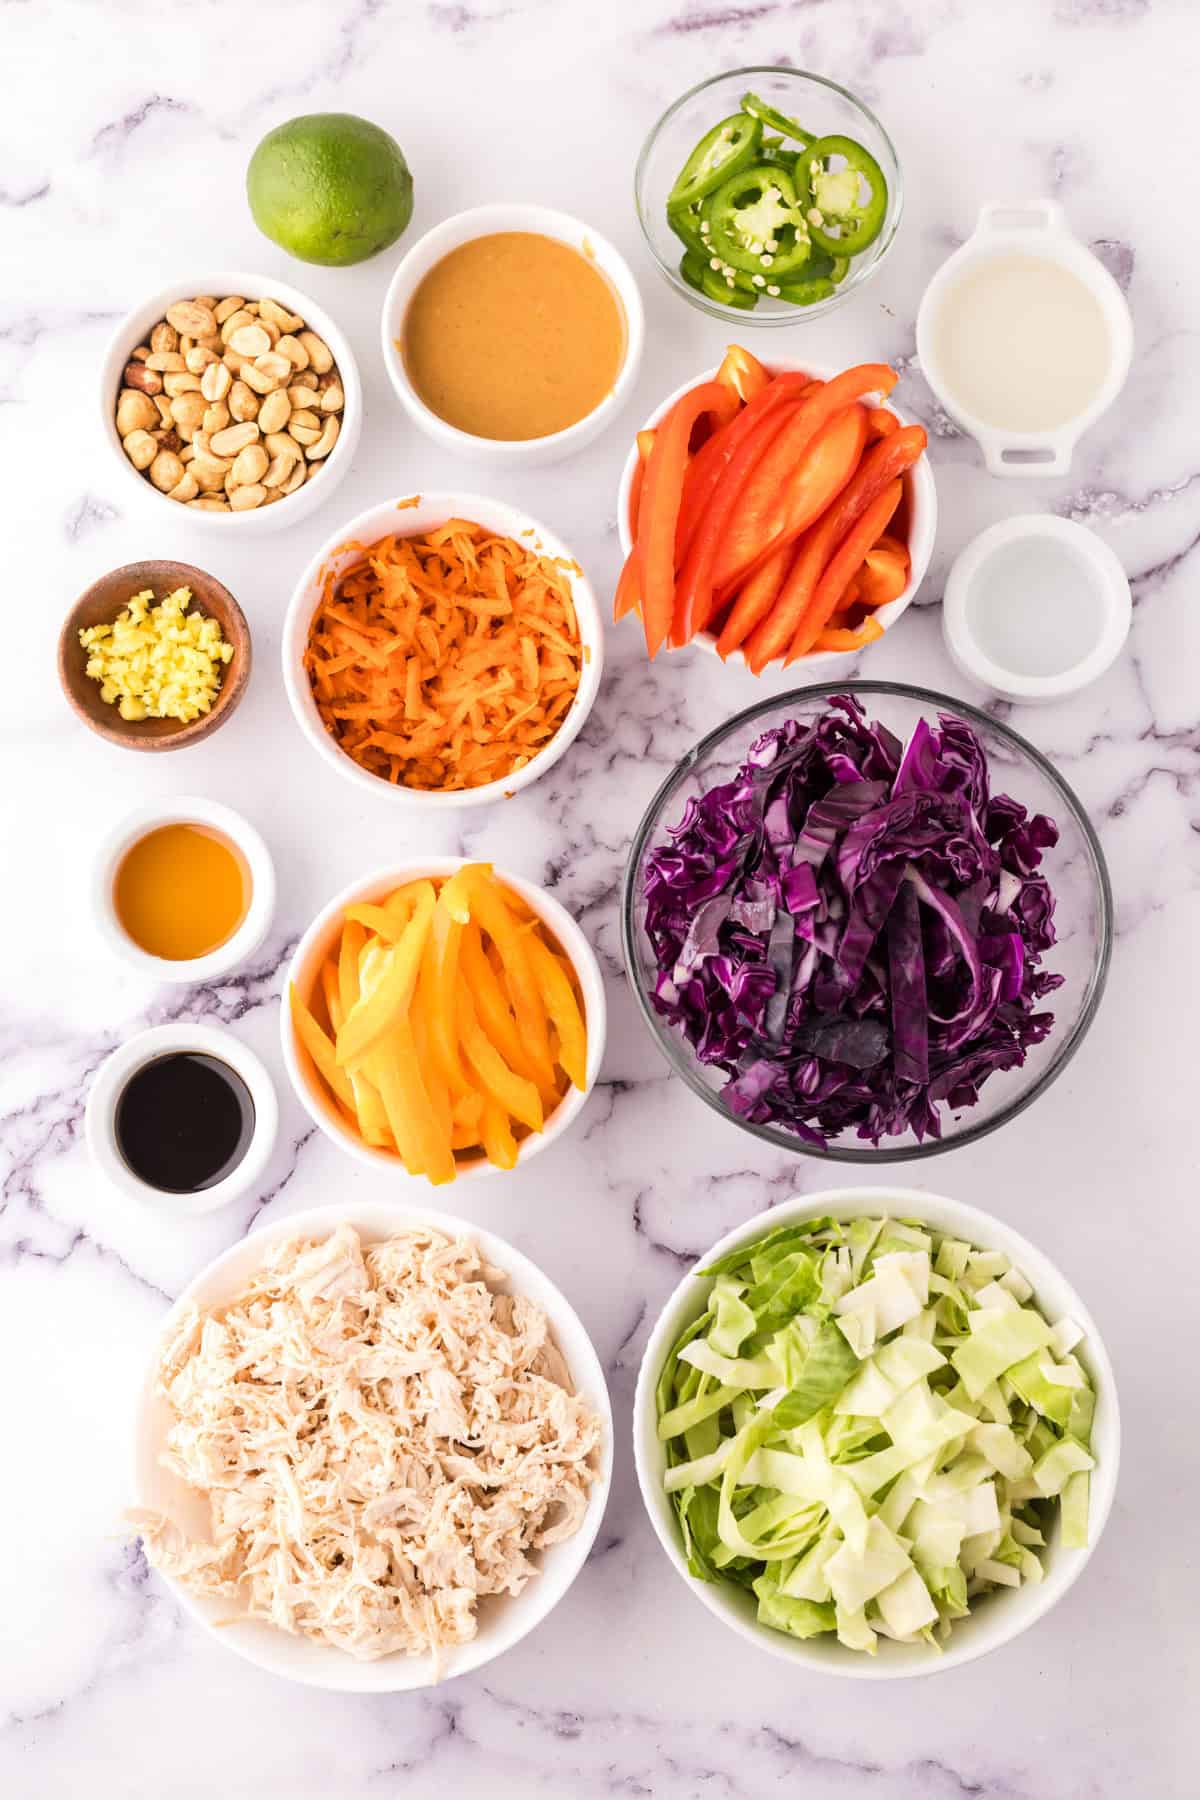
401,231 -> 626,441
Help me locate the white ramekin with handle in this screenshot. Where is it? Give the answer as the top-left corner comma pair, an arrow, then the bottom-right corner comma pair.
915,201 -> 1133,478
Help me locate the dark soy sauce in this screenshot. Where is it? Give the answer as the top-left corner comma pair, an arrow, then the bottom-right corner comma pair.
116,1053 -> 255,1193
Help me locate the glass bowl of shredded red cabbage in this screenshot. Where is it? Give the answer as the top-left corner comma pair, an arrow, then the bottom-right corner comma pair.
621,685 -> 1111,1159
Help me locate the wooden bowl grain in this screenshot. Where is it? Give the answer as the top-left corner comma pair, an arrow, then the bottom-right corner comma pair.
58,560 -> 250,751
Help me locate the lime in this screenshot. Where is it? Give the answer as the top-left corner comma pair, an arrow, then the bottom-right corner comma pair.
247,113 -> 413,267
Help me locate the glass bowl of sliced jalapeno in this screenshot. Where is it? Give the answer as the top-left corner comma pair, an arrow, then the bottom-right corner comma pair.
635,66 -> 902,324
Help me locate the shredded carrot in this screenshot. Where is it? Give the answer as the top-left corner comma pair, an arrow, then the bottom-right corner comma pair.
303,522 -> 584,792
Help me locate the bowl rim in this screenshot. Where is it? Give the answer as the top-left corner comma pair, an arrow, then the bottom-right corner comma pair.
57,557 -> 251,752
614,358 -> 938,673
633,1183 -> 1121,1680
280,856 -> 607,1182
85,1022 -> 279,1213
132,1199 -> 615,1690
634,64 -> 904,328
92,795 -> 277,986
379,201 -> 646,459
100,268 -> 362,533
280,491 -> 604,808
619,678 -> 1113,1162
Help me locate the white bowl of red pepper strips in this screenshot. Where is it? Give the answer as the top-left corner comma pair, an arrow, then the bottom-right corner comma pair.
620,684 -> 1112,1162
615,348 -> 936,673
635,67 -> 902,325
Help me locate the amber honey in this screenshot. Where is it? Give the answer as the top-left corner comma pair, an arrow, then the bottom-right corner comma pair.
114,823 -> 250,961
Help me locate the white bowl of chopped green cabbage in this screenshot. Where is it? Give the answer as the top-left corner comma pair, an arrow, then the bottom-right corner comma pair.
634,1189 -> 1118,1676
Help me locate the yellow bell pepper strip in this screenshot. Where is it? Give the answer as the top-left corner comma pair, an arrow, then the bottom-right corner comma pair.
320,957 -> 343,1032
457,987 -> 544,1133
290,983 -> 357,1113
417,902 -> 468,1092
480,1098 -> 519,1170
338,918 -> 366,1018
461,869 -> 556,1090
334,919 -> 392,1146
525,933 -> 588,1091
345,901 -> 410,942
459,923 -> 540,1084
336,881 -> 436,1068
638,378 -> 741,659
437,864 -> 477,927
368,1019 -> 456,1185
411,998 -> 454,1148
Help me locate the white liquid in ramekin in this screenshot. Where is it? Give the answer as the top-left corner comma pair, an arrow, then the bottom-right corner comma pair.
930,254 -> 1112,432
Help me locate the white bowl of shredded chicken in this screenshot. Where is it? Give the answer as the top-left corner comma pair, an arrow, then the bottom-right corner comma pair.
130,1206 -> 612,1689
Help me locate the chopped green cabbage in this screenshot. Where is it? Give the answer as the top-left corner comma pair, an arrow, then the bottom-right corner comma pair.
656,1215 -> 1097,1654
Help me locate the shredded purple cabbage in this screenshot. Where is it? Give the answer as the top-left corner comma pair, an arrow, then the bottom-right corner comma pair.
643,695 -> 1063,1146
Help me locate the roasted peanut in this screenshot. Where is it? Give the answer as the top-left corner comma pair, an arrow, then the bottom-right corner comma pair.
116,388 -> 159,437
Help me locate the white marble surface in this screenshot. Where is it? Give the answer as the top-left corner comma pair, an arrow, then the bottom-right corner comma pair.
3,0 -> 1196,1794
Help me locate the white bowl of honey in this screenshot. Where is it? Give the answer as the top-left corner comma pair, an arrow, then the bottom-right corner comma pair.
381,202 -> 644,465
92,797 -> 276,984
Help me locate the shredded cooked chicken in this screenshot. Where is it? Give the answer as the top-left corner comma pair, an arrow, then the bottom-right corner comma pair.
132,1225 -> 602,1669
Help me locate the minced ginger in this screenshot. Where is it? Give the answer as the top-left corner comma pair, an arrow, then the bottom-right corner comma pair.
80,585 -> 232,722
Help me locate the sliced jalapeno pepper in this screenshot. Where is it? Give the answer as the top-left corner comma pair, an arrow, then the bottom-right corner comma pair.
679,251 -> 706,293
666,199 -> 707,259
773,274 -> 835,307
797,133 -> 888,257
700,163 -> 812,279
757,139 -> 799,169
740,90 -> 815,146
667,113 -> 762,209
699,262 -> 758,310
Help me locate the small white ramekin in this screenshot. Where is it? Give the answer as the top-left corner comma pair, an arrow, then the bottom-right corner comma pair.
92,796 -> 276,985
380,203 -> 645,466
616,361 -> 937,674
281,858 -> 606,1184
282,492 -> 603,809
942,514 -> 1132,704
100,270 -> 362,532
85,1022 -> 279,1214
915,201 -> 1133,478
634,1186 -> 1119,1680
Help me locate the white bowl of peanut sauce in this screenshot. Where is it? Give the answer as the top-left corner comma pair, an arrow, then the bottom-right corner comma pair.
381,202 -> 644,466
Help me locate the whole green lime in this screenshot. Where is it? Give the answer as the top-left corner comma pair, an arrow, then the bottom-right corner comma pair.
247,113 -> 413,267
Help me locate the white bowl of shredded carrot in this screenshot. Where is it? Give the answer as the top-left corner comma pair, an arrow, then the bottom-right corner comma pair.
281,858 -> 607,1184
282,494 -> 603,805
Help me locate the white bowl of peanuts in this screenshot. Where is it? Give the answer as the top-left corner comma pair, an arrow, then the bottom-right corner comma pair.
100,272 -> 361,531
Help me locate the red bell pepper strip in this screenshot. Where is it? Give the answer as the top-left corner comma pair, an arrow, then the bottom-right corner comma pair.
715,344 -> 772,404
786,480 -> 904,663
714,406 -> 867,655
856,535 -> 910,610
669,397 -> 806,647
613,547 -> 642,621
674,372 -> 816,565
715,538 -> 795,660
711,364 -> 896,594
814,615 -> 885,652
637,380 -> 739,658
866,406 -> 899,439
740,422 -> 925,673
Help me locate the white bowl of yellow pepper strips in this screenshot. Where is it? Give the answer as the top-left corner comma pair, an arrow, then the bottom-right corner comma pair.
58,559 -> 249,751
283,858 -> 606,1184
101,272 -> 361,530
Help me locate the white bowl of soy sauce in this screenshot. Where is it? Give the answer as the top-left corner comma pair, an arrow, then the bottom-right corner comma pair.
85,1024 -> 278,1214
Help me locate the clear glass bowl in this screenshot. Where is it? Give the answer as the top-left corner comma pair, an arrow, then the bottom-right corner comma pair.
620,682 -> 1113,1163
635,66 -> 903,327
